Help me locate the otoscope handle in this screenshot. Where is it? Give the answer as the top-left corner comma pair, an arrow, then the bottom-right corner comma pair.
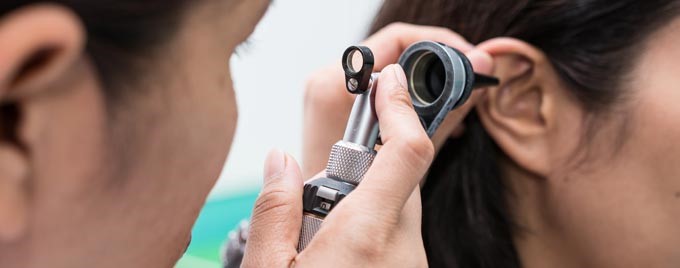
297,141 -> 376,251
297,75 -> 378,252
326,141 -> 376,184
299,214 -> 324,251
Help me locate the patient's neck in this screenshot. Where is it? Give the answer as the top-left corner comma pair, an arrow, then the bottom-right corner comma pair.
501,160 -> 580,268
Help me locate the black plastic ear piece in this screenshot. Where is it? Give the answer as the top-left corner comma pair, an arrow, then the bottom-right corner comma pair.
473,74 -> 500,89
342,46 -> 375,94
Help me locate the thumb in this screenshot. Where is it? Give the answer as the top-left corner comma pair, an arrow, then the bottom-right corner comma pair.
243,149 -> 303,267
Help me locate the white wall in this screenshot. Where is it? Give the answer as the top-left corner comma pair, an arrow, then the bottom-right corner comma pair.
211,0 -> 383,197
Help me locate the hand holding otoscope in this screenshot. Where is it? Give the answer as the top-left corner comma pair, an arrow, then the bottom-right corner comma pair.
297,41 -> 499,250
234,24 -> 497,267
239,64 -> 443,267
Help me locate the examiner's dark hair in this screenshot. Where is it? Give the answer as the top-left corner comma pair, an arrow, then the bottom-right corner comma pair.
370,1 -> 680,267
0,1 -> 191,99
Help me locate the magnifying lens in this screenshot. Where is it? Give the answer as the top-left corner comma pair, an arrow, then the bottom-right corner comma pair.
398,41 -> 498,135
342,45 -> 375,94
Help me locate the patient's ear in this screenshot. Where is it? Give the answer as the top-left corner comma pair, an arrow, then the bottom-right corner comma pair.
474,38 -> 578,177
0,4 -> 83,97
0,144 -> 28,241
0,4 -> 84,241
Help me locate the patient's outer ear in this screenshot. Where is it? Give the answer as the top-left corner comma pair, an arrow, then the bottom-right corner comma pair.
0,145 -> 28,241
473,38 -> 581,177
0,4 -> 84,241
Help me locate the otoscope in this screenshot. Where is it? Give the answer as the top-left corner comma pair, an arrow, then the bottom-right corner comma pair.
297,41 -> 500,251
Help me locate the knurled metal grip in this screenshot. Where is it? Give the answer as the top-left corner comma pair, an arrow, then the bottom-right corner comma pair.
298,214 -> 324,252
326,141 -> 376,185
297,141 -> 376,252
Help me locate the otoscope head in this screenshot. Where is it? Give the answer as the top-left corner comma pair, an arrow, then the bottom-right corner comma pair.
340,41 -> 500,137
398,41 -> 499,135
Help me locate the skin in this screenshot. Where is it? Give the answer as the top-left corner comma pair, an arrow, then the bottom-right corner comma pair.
304,16 -> 680,268
0,0 -> 268,267
481,18 -> 680,268
0,1 -> 448,268
244,65 -> 435,267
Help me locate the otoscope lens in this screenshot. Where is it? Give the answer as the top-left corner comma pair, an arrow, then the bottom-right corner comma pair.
410,52 -> 447,104
425,59 -> 446,102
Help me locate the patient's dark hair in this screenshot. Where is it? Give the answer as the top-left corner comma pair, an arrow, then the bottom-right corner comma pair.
0,1 -> 191,99
370,0 -> 679,267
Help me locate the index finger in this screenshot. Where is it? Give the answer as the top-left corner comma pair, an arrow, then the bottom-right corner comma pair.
362,22 -> 474,70
344,65 -> 434,223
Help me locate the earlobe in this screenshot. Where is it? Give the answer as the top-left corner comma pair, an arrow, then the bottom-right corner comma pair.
0,4 -> 85,242
473,38 -> 561,177
0,4 -> 84,98
0,144 -> 29,241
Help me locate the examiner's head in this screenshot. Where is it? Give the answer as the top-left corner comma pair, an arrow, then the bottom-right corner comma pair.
0,0 -> 268,266
373,0 -> 680,267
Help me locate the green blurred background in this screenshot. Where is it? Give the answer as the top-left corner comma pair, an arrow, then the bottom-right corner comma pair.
176,190 -> 258,268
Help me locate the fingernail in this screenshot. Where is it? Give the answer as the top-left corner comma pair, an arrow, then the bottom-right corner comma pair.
264,149 -> 287,183
388,64 -> 408,91
467,49 -> 494,74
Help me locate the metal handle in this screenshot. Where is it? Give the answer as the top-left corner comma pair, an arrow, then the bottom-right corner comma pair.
298,214 -> 325,252
326,141 -> 376,185
297,141 -> 376,251
297,65 -> 380,252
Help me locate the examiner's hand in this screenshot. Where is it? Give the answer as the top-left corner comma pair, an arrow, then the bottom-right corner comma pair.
302,22 -> 494,177
242,65 -> 433,267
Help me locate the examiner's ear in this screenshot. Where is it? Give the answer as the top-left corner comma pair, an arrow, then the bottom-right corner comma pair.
0,4 -> 84,241
474,38 -> 571,177
0,4 -> 83,96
